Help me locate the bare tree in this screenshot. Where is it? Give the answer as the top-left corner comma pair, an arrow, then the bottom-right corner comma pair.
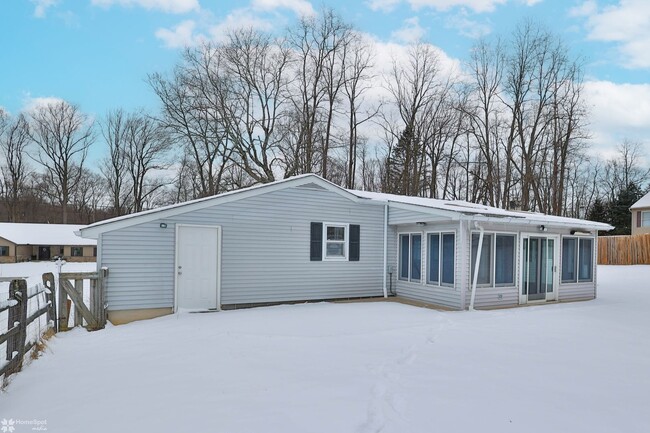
123,112 -> 172,213
219,28 -> 292,183
286,8 -> 351,176
382,43 -> 445,196
100,109 -> 130,216
0,113 -> 31,221
28,100 -> 94,223
148,46 -> 233,198
341,33 -> 378,189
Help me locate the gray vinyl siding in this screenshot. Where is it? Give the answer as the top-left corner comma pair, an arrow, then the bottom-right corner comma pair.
100,186 -> 385,311
101,223 -> 175,310
389,208 -> 436,225
393,221 -> 463,309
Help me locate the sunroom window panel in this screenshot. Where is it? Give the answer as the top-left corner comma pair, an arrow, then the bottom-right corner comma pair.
427,234 -> 440,284
495,235 -> 515,285
471,234 -> 492,285
578,238 -> 593,282
399,234 -> 409,280
411,234 -> 422,282
441,233 -> 455,285
562,238 -> 577,283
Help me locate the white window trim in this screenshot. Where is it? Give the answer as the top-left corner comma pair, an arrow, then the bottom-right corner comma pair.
398,232 -> 423,283
470,231 -> 518,288
425,231 -> 456,288
322,222 -> 349,261
642,211 -> 650,227
560,235 -> 594,284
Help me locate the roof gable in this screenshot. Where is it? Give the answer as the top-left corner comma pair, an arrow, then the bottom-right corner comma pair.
631,191 -> 650,210
80,174 -> 362,238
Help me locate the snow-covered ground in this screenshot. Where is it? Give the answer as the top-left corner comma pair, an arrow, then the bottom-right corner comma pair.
0,261 -> 97,378
1,265 -> 649,433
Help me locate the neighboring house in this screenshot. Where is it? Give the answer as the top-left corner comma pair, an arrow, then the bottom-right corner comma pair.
0,223 -> 97,263
631,191 -> 650,236
79,174 -> 613,324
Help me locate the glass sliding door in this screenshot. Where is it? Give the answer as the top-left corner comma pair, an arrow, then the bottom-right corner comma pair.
521,236 -> 558,303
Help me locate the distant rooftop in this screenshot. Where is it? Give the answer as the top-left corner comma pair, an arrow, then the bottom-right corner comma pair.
0,223 -> 95,245
631,191 -> 650,210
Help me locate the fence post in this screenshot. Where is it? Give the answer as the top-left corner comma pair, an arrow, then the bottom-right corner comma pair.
74,279 -> 83,327
98,268 -> 108,328
58,276 -> 69,332
6,279 -> 28,375
42,273 -> 58,332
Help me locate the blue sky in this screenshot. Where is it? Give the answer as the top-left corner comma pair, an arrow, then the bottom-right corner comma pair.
1,0 -> 649,161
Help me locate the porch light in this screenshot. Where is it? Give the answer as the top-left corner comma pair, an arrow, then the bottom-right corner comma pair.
538,225 -> 547,232
159,223 -> 168,229
416,222 -> 427,226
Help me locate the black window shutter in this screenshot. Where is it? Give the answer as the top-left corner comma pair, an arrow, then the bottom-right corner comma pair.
310,222 -> 323,261
349,224 -> 360,261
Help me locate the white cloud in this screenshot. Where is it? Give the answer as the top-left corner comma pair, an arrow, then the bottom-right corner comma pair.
155,20 -> 200,48
367,0 -> 544,13
391,16 -> 427,43
445,11 -> 492,38
31,0 -> 57,18
583,80 -> 650,154
91,0 -> 200,14
577,0 -> 650,69
208,9 -> 275,43
568,0 -> 597,17
366,0 -> 401,12
22,96 -> 67,114
251,0 -> 315,16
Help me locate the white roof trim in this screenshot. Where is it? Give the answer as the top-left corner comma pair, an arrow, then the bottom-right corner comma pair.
80,174 -> 362,239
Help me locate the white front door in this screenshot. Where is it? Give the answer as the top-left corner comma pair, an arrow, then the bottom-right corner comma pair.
176,225 -> 220,310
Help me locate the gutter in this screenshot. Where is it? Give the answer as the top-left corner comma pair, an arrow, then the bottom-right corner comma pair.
469,221 -> 484,311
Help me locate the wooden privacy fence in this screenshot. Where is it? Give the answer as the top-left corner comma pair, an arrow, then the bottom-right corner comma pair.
598,234 -> 650,265
0,279 -> 56,378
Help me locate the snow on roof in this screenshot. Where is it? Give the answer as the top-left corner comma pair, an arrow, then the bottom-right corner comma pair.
631,191 -> 650,210
80,174 -> 612,236
0,223 -> 96,245
350,189 -> 613,230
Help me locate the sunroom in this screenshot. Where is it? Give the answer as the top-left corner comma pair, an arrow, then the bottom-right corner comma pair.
353,191 -> 613,311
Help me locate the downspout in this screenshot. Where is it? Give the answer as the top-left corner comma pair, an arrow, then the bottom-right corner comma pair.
469,221 -> 484,311
382,203 -> 388,298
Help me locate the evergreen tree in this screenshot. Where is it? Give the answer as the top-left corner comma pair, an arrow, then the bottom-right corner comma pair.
608,182 -> 644,235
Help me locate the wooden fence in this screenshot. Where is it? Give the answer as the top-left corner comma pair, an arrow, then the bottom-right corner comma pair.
1,269 -> 108,381
598,234 -> 650,265
0,279 -> 56,379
